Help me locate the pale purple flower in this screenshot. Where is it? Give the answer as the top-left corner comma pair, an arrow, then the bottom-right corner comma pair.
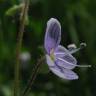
44,18 -> 91,80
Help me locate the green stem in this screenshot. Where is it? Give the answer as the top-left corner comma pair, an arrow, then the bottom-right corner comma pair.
22,56 -> 45,96
14,0 -> 29,96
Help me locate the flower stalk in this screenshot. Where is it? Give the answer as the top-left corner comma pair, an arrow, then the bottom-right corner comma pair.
14,0 -> 29,96
22,56 -> 45,96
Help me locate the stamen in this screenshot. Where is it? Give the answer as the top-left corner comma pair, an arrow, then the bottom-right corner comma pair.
68,44 -> 77,51
50,48 -> 55,61
69,43 -> 87,54
54,52 -> 66,55
57,57 -> 91,68
50,48 -> 54,55
80,43 -> 87,49
69,48 -> 81,54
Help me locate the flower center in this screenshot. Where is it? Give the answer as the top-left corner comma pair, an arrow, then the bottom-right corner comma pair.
50,49 -> 55,61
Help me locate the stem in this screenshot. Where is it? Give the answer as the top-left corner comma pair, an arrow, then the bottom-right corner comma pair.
22,56 -> 45,96
14,0 -> 29,96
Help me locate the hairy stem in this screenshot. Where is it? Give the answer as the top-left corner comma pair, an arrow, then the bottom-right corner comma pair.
14,0 -> 29,96
22,56 -> 45,96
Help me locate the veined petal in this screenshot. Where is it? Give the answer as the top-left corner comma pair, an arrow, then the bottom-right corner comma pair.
54,45 -> 77,69
46,54 -> 55,66
49,65 -> 78,80
55,45 -> 71,56
44,18 -> 61,54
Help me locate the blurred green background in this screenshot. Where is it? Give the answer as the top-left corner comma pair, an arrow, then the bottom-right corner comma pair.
0,0 -> 96,96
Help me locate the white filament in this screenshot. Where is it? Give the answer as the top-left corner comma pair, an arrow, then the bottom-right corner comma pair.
69,43 -> 87,54
54,52 -> 66,55
57,57 -> 91,68
69,48 -> 81,54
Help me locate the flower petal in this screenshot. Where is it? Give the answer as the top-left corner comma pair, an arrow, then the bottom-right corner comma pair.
54,45 -> 77,69
44,18 -> 61,54
49,65 -> 78,80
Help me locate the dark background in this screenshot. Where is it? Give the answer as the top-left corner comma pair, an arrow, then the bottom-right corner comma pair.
0,0 -> 96,96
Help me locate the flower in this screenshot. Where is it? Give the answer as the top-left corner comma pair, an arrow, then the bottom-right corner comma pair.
44,18 -> 91,80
